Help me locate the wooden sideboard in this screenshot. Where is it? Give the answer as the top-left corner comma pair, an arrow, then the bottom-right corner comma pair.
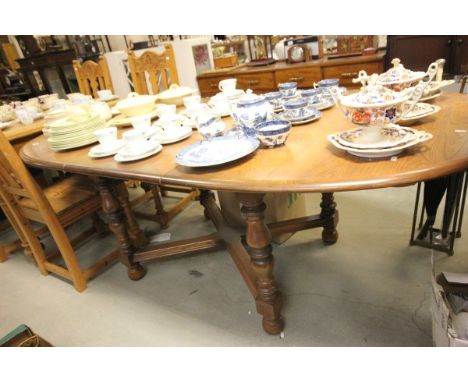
197,51 -> 385,97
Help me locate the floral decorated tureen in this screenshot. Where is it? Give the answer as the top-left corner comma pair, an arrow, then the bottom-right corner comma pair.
330,63 -> 437,142
231,89 -> 273,137
355,58 -> 438,92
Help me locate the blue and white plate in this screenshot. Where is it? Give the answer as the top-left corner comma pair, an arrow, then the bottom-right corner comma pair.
175,136 -> 260,168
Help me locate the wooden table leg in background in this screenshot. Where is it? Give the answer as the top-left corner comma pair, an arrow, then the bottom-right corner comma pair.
114,181 -> 148,248
320,192 -> 339,245
236,192 -> 284,335
94,177 -> 146,281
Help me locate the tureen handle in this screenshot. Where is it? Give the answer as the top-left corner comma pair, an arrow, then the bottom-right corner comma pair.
401,62 -> 438,117
352,70 -> 370,87
435,59 -> 445,82
127,92 -> 140,98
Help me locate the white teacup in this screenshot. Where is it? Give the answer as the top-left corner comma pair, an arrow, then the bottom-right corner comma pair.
183,95 -> 201,110
97,89 -> 113,100
130,114 -> 151,130
122,129 -> 151,155
157,104 -> 176,118
93,126 -> 118,149
15,108 -> 34,125
210,98 -> 231,115
71,95 -> 92,105
51,99 -> 69,112
158,114 -> 182,136
218,78 -> 237,94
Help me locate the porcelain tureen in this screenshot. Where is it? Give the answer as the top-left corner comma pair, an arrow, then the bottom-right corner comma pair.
330,63 -> 437,142
355,58 -> 438,92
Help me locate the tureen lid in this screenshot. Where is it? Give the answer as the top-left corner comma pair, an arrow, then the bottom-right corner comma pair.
377,58 -> 425,85
338,74 -> 410,108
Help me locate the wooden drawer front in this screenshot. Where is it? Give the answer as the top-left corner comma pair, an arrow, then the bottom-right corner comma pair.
323,62 -> 383,88
197,76 -> 232,97
236,73 -> 275,92
275,67 -> 322,88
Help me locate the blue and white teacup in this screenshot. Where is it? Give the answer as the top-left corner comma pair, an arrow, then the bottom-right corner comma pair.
301,88 -> 323,105
278,82 -> 297,98
264,91 -> 283,108
283,98 -> 309,119
255,119 -> 291,148
316,78 -> 340,88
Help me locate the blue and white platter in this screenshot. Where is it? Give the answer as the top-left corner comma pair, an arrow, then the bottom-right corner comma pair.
175,136 -> 260,168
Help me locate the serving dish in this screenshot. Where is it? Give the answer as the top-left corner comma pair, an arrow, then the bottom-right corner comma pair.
175,135 -> 259,168
255,120 -> 291,148
115,92 -> 158,117
399,103 -> 440,125
157,84 -> 196,106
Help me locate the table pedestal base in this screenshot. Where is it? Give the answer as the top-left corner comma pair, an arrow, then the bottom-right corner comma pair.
122,189 -> 339,335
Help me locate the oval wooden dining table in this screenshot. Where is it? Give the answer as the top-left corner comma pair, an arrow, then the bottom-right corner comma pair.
21,92 -> 468,335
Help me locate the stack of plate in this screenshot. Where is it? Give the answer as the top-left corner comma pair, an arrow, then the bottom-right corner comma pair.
277,107 -> 321,125
328,124 -> 432,158
44,112 -> 106,151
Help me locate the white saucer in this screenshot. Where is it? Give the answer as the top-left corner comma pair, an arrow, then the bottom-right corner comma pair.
114,143 -> 162,162
154,126 -> 192,144
88,140 -> 126,158
0,120 -> 15,130
289,113 -> 321,125
99,95 -> 119,102
217,89 -> 244,99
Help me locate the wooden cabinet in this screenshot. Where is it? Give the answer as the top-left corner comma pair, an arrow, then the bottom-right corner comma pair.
196,52 -> 386,97
386,35 -> 468,75
322,62 -> 383,87
236,72 -> 275,92
275,67 -> 321,88
197,75 -> 232,97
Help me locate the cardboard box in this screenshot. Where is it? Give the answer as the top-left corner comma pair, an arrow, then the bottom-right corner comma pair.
431,275 -> 468,347
217,191 -> 307,244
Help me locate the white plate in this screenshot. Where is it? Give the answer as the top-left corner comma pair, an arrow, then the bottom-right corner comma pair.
175,136 -> 259,168
114,144 -> 162,162
154,126 -> 192,145
420,92 -> 441,102
88,140 -> 126,158
314,101 -> 334,111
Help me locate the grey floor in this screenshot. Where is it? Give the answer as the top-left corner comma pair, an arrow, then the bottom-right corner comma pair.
1,185 -> 467,346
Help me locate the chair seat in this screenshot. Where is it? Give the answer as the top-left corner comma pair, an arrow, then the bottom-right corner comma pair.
18,175 -> 98,215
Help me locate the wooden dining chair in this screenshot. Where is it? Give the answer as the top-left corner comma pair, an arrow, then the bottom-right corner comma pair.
72,56 -> 114,98
127,45 -> 179,95
0,130 -> 119,292
127,46 -> 199,228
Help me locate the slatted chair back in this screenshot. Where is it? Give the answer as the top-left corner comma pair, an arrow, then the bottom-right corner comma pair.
127,44 -> 179,95
73,56 -> 114,98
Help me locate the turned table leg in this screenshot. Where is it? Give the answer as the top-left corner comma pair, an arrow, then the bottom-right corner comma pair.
95,177 -> 146,281
114,181 -> 148,248
237,192 -> 284,335
320,192 -> 339,245
141,183 -> 170,229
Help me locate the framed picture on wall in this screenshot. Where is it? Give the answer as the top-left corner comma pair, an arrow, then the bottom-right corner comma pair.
192,44 -> 212,74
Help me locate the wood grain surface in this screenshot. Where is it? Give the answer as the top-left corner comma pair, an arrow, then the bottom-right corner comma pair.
20,93 -> 468,194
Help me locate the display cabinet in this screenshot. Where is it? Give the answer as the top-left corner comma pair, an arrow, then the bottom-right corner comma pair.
16,49 -> 79,98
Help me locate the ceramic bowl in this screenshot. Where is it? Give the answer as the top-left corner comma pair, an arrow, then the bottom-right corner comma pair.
158,84 -> 195,106
197,114 -> 225,139
283,98 -> 309,119
115,92 -> 157,117
255,119 -> 291,148
278,82 -> 297,97
264,91 -> 283,107
0,104 -> 16,122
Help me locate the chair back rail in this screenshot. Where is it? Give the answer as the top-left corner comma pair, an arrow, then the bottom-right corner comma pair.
73,56 -> 114,98
127,44 -> 179,95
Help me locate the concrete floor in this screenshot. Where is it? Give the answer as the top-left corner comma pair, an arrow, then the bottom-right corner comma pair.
1,185 -> 467,346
